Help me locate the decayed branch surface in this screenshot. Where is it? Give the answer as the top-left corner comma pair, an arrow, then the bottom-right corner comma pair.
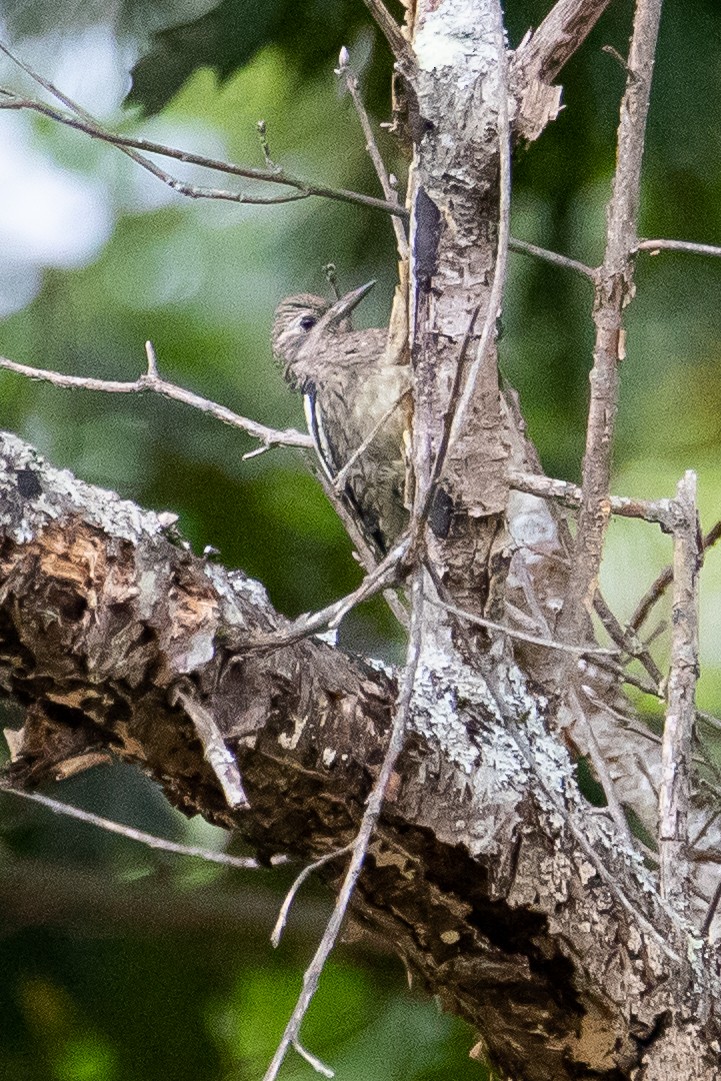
0,425 -> 718,1081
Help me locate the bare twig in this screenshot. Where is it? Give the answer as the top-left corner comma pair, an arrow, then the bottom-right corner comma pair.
0,90 -> 408,219
507,469 -> 675,528
592,590 -> 664,689
0,785 -> 281,868
332,392 -> 411,495
293,1040 -> 334,1079
637,238 -> 721,259
659,472 -> 701,913
0,40 -> 612,290
360,0 -> 415,71
508,236 -> 597,280
0,352 -> 313,450
241,535 -> 410,650
336,48 -> 409,262
555,0 -> 663,657
630,519 -> 721,633
426,592 -> 617,657
271,845 -> 353,947
261,572 -> 424,1081
313,465 -> 410,631
591,655 -> 663,698
702,881 -> 721,938
697,710 -> 721,734
0,39 -> 240,214
569,687 -> 633,841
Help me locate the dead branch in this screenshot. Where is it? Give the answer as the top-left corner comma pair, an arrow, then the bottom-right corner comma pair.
512,0 -> 614,86
630,518 -> 721,633
2,431 -> 720,1078
0,90 -> 406,218
0,350 -> 312,450
659,472 -> 701,913
510,0 -> 614,141
556,0 -> 664,654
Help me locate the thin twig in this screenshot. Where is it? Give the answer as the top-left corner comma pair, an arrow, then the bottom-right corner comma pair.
659,472 -> 700,914
0,34 -> 621,287
0,39 -> 227,213
426,593 -> 617,657
336,48 -> 409,262
293,1040 -> 334,1079
0,785 -> 283,868
569,687 -> 633,842
271,845 -> 353,947
241,535 -> 410,650
637,238 -> 721,259
420,305 -> 482,523
690,808 -> 721,851
592,590 -> 663,689
629,519 -> 721,633
0,352 -> 313,450
702,880 -> 721,938
313,464 -> 410,632
261,572 -> 424,1081
590,654 -> 663,697
508,468 -> 675,528
508,236 -> 597,280
555,0 -> 663,655
697,710 -> 721,734
0,89 -> 408,219
332,393 -> 410,494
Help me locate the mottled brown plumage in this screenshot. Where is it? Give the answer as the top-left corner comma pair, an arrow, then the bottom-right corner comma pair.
272,283 -> 411,554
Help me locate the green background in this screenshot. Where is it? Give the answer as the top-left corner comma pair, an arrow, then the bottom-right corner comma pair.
0,1 -> 720,1078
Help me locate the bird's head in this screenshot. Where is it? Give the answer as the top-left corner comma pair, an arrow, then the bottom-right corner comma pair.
271,281 -> 376,383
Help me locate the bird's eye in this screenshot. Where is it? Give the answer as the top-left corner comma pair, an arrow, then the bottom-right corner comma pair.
299,315 -> 317,331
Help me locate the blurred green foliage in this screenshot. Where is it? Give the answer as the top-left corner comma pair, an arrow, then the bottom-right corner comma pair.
0,1 -> 720,1078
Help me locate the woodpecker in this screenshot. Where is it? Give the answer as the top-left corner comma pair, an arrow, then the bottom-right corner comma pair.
272,282 -> 411,555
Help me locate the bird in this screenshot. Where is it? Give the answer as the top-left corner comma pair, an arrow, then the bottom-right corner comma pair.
272,281 -> 411,556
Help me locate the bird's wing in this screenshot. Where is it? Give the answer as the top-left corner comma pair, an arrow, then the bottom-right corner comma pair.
303,389 -> 338,481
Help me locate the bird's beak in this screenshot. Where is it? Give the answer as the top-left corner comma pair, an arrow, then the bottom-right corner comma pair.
323,280 -> 376,328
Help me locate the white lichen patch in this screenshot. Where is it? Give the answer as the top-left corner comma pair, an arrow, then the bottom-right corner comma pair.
0,432 -> 170,544
277,712 -> 308,752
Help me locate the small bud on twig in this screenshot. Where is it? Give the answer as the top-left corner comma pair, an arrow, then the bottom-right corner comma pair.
335,46 -> 350,75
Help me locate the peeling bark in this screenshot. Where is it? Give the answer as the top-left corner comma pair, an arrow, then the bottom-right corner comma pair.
1,1 -> 721,1078
1,434 -> 720,1080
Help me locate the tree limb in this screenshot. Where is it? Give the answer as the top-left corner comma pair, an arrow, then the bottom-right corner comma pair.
0,424 -> 718,1079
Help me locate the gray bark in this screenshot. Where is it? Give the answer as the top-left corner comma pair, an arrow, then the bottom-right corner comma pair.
1,0 -> 721,1078
0,432 -> 719,1079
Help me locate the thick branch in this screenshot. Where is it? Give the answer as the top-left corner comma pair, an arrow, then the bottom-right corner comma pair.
0,426 -> 718,1081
